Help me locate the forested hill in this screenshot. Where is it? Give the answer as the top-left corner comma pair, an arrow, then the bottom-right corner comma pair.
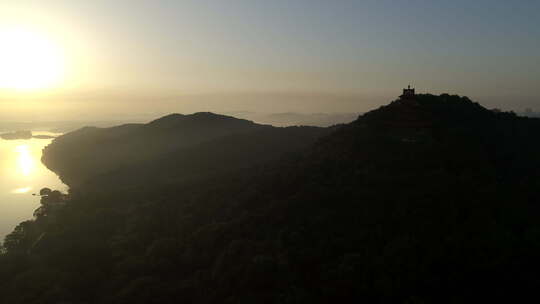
41,112 -> 330,188
3,94 -> 540,303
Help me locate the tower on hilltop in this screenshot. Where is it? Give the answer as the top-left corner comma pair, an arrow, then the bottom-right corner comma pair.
400,85 -> 415,100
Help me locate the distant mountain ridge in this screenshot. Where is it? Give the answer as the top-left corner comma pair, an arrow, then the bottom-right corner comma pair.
232,112 -> 359,127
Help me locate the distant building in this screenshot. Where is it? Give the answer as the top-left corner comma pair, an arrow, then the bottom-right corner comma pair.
400,85 -> 415,100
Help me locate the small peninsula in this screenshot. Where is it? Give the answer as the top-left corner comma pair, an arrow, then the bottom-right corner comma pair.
0,130 -> 57,140
0,130 -> 32,140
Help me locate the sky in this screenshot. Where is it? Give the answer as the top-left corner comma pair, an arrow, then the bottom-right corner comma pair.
0,0 -> 539,121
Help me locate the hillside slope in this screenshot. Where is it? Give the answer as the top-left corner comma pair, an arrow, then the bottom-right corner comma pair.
42,112 -> 326,187
83,125 -> 330,191
3,94 -> 540,303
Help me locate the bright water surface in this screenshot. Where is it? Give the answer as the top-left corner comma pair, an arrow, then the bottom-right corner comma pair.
0,132 -> 66,240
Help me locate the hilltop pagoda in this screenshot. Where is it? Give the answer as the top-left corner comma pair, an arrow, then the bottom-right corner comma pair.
400,85 -> 415,100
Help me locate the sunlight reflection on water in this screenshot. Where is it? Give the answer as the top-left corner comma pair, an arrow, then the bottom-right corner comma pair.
12,186 -> 32,194
0,132 -> 67,239
15,144 -> 35,176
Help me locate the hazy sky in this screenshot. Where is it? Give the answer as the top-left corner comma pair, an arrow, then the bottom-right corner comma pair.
0,0 -> 539,121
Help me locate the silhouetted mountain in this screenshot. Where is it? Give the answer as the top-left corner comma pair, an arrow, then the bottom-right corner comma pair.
41,112 -> 284,186
3,94 -> 540,303
83,125 -> 329,191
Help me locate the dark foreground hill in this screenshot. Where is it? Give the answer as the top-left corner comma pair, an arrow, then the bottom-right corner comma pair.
3,94 -> 540,303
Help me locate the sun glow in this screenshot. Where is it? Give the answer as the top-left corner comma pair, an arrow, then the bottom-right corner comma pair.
0,27 -> 65,91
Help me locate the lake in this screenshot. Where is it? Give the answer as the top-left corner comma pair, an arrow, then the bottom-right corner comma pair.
0,132 -> 67,241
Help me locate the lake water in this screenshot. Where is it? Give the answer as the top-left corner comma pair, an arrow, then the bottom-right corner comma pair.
0,132 -> 67,240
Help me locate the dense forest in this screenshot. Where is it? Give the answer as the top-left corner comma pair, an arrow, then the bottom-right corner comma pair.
2,94 -> 540,303
42,112 -> 332,187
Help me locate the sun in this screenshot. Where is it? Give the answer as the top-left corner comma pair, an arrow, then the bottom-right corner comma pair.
0,27 -> 65,91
